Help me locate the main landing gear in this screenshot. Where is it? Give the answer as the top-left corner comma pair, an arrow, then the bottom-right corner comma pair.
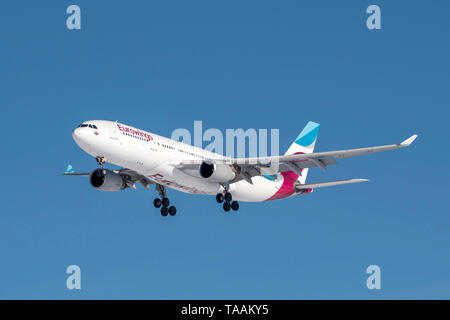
153,184 -> 176,217
216,187 -> 239,212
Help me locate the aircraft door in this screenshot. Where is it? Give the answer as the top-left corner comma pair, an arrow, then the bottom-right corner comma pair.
149,139 -> 158,152
110,123 -> 119,140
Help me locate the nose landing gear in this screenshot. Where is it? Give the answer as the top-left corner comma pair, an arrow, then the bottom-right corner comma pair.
95,156 -> 106,169
154,184 -> 177,217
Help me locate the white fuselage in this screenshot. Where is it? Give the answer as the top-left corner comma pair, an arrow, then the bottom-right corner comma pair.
72,120 -> 293,202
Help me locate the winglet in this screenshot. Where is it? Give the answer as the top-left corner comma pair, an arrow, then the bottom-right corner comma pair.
65,164 -> 74,174
400,134 -> 418,146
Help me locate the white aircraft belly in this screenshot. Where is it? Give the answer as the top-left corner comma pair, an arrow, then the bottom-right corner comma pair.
86,127 -> 281,202
231,176 -> 280,202
145,164 -> 222,195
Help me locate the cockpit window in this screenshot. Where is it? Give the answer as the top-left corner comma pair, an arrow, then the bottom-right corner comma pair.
78,123 -> 98,129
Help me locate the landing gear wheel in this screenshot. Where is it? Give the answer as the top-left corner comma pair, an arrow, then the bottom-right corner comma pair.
168,206 -> 177,216
216,193 -> 224,203
153,198 -> 162,208
224,192 -> 232,203
162,197 -> 170,208
223,202 -> 231,212
231,201 -> 239,211
161,207 -> 168,216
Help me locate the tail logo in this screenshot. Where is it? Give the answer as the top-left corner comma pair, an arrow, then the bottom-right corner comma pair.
294,121 -> 320,147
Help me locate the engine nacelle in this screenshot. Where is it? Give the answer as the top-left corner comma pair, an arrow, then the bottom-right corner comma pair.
199,161 -> 235,182
89,168 -> 126,192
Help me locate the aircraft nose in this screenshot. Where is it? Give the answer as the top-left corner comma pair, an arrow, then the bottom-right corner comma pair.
72,127 -> 81,142
72,127 -> 88,147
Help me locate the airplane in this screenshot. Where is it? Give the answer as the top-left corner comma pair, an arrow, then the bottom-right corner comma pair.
65,120 -> 417,216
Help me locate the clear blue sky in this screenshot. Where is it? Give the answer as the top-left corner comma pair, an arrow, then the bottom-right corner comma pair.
0,0 -> 449,299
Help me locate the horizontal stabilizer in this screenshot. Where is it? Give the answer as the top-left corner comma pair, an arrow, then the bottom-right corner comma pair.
295,178 -> 369,190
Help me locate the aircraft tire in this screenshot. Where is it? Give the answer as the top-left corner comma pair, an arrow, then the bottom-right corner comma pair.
224,192 -> 232,202
162,197 -> 170,208
154,198 -> 162,208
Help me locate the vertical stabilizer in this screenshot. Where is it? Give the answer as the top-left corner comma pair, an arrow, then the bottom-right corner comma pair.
284,121 -> 320,184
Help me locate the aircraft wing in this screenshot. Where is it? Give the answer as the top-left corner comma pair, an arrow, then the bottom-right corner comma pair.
172,134 -> 418,184
63,172 -> 90,176
63,166 -> 155,190
231,134 -> 417,168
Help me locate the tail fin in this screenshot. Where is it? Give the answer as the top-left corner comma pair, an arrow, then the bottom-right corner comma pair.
284,121 -> 320,184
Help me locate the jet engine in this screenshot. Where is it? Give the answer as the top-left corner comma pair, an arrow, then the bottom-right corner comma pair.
89,168 -> 126,192
199,161 -> 236,182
